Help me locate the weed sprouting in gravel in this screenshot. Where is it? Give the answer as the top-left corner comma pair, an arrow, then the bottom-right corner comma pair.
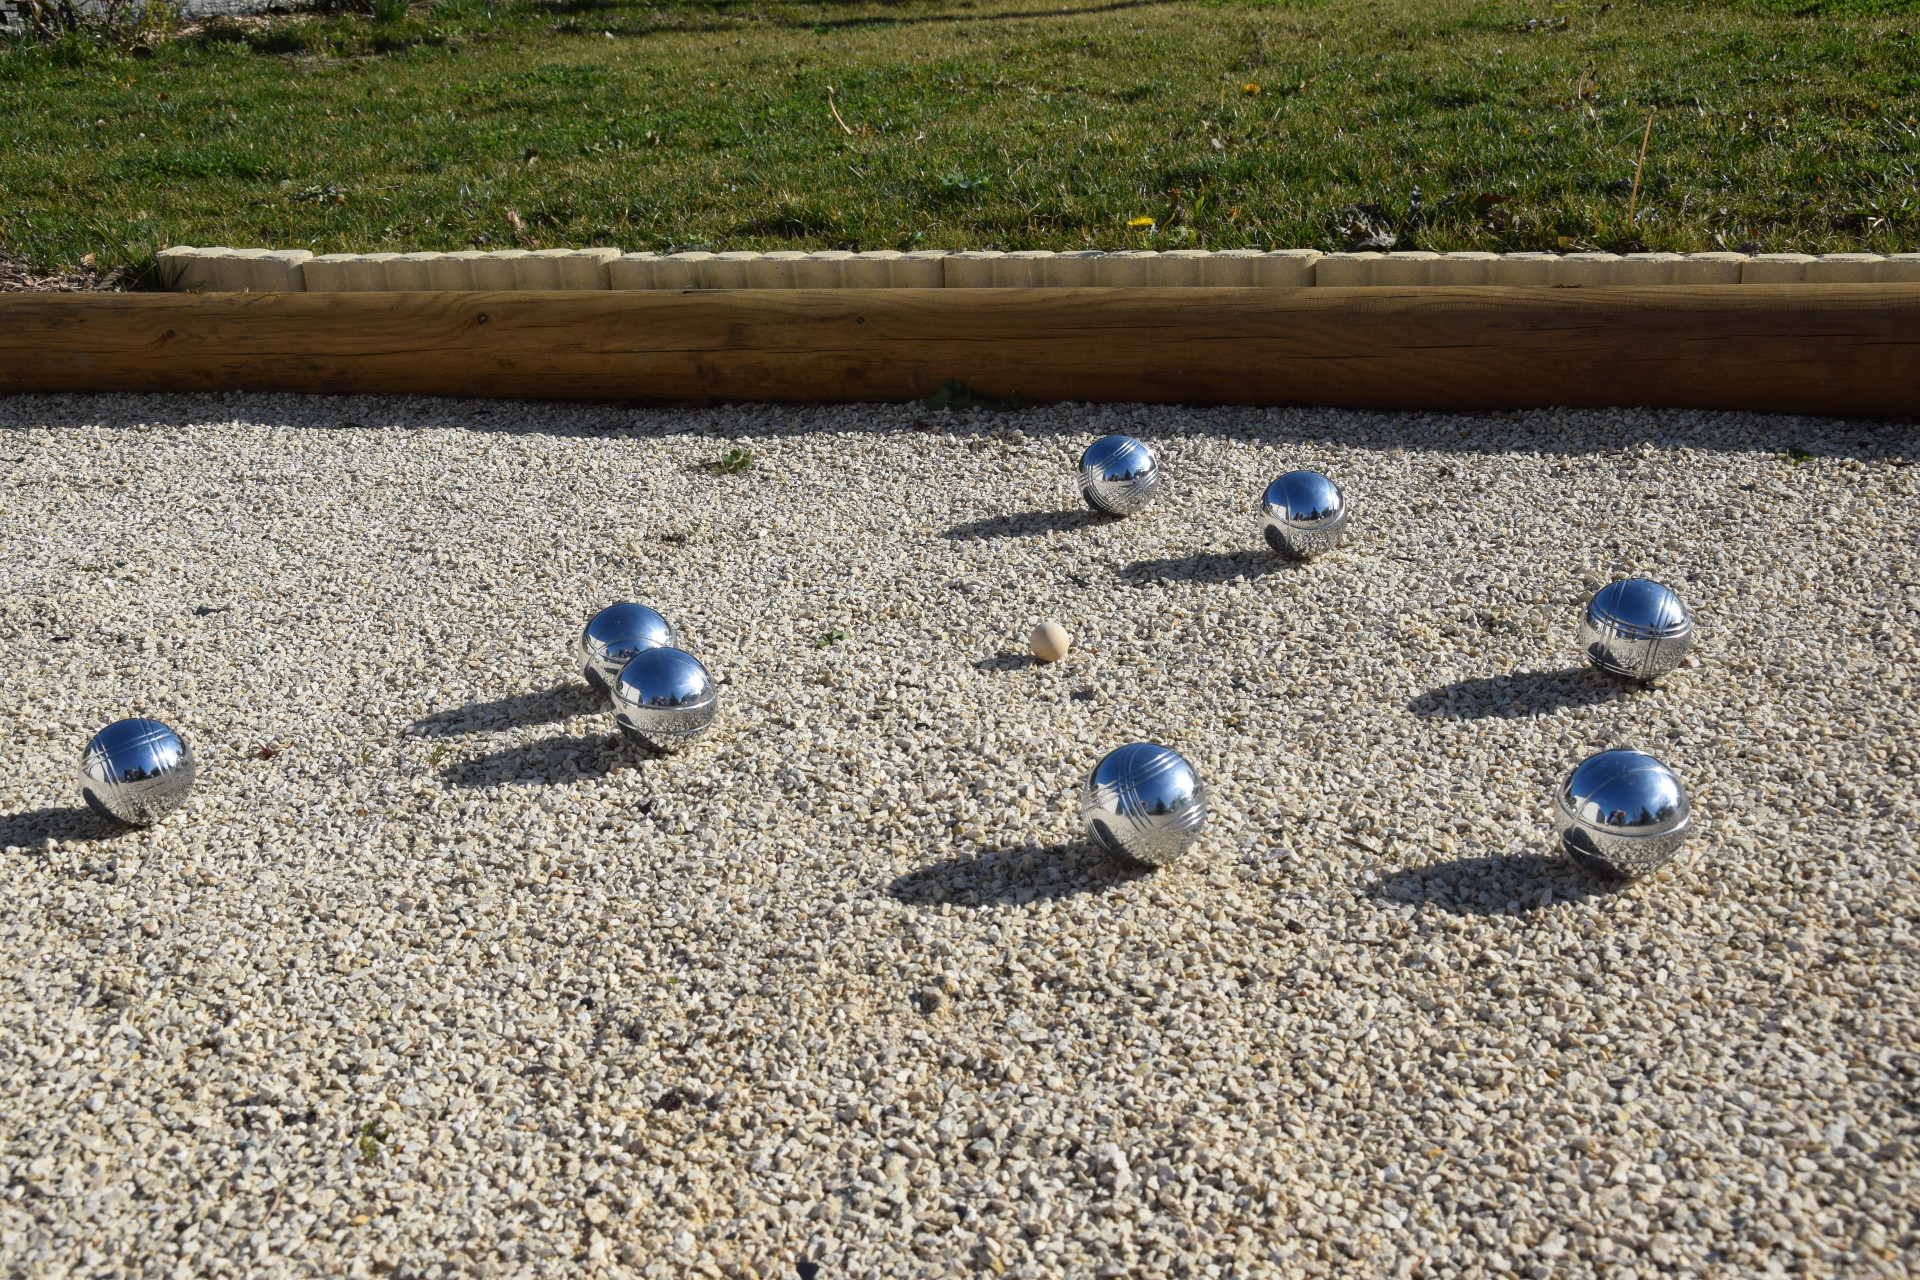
356,1119 -> 389,1164
923,380 -> 1025,412
711,448 -> 754,476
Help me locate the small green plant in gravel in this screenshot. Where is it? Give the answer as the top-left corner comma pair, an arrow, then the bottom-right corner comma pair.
356,1119 -> 389,1164
3,0 -> 1918,273
815,630 -> 849,648
711,448 -> 755,476
923,379 -> 1026,412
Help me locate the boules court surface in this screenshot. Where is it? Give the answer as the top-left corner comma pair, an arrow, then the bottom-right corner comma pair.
1,393 -> 1914,1278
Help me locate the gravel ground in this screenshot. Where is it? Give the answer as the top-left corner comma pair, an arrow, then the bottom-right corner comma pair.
1,394 -> 1916,1280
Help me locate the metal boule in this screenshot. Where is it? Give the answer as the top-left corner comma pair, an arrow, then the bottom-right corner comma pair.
1577,578 -> 1693,681
1261,470 -> 1349,558
1080,741 -> 1207,868
611,647 -> 718,753
1552,748 -> 1692,878
580,602 -> 677,692
79,718 -> 196,825
1079,435 -> 1161,517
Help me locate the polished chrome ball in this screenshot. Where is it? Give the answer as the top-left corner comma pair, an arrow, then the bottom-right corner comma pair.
1552,749 -> 1692,878
1081,742 -> 1207,868
580,602 -> 677,692
611,647 -> 717,752
1262,470 -> 1350,558
78,718 -> 196,825
1079,435 -> 1161,517
1578,578 -> 1693,681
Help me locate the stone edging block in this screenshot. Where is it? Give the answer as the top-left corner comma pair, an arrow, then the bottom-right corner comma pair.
1745,252 -> 1920,283
157,247 -> 312,293
294,248 -> 619,291
154,246 -> 1920,290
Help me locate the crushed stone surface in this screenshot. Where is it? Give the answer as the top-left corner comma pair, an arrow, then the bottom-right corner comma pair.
0,393 -> 1915,1279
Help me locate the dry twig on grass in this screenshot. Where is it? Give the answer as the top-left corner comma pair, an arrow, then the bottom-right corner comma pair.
1627,106 -> 1657,227
827,86 -> 855,136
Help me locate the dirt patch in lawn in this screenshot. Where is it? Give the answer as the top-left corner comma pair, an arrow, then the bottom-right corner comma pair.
0,250 -> 137,293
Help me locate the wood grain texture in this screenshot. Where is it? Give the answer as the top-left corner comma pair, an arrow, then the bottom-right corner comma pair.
4,286 -> 1919,414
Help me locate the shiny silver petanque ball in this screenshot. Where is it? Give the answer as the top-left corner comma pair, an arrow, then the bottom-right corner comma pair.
1261,470 -> 1350,558
78,718 -> 197,825
611,647 -> 718,753
1552,749 -> 1692,879
1079,435 -> 1161,517
579,602 -> 677,692
1080,741 -> 1207,868
1577,578 -> 1694,681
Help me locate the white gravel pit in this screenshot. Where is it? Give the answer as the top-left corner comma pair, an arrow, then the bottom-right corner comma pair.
0,393 -> 1915,1279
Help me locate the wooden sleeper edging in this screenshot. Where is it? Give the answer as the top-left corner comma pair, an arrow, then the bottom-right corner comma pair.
7,283 -> 1919,415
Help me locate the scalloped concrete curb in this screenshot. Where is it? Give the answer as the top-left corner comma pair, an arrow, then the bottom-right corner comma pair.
156,245 -> 1920,292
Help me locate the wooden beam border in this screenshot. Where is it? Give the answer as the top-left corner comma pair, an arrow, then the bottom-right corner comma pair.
5,285 -> 1919,416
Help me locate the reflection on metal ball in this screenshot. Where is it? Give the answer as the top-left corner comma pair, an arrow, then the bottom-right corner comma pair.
1577,578 -> 1693,681
1262,470 -> 1350,558
611,647 -> 717,753
580,602 -> 677,692
1081,741 -> 1207,868
1552,748 -> 1692,878
1079,435 -> 1161,517
79,718 -> 196,825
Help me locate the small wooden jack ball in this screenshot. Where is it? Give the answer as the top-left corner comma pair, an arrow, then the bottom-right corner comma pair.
1029,622 -> 1071,663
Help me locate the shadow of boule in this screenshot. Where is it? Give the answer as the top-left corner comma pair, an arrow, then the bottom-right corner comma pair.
1408,666 -> 1643,721
443,732 -> 632,789
1369,851 -> 1623,917
410,683 -> 606,738
887,841 -> 1151,908
1120,548 -> 1297,586
0,805 -> 133,848
944,508 -> 1108,541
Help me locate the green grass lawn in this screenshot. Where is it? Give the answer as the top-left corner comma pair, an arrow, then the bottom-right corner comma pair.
3,0 -> 1917,275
